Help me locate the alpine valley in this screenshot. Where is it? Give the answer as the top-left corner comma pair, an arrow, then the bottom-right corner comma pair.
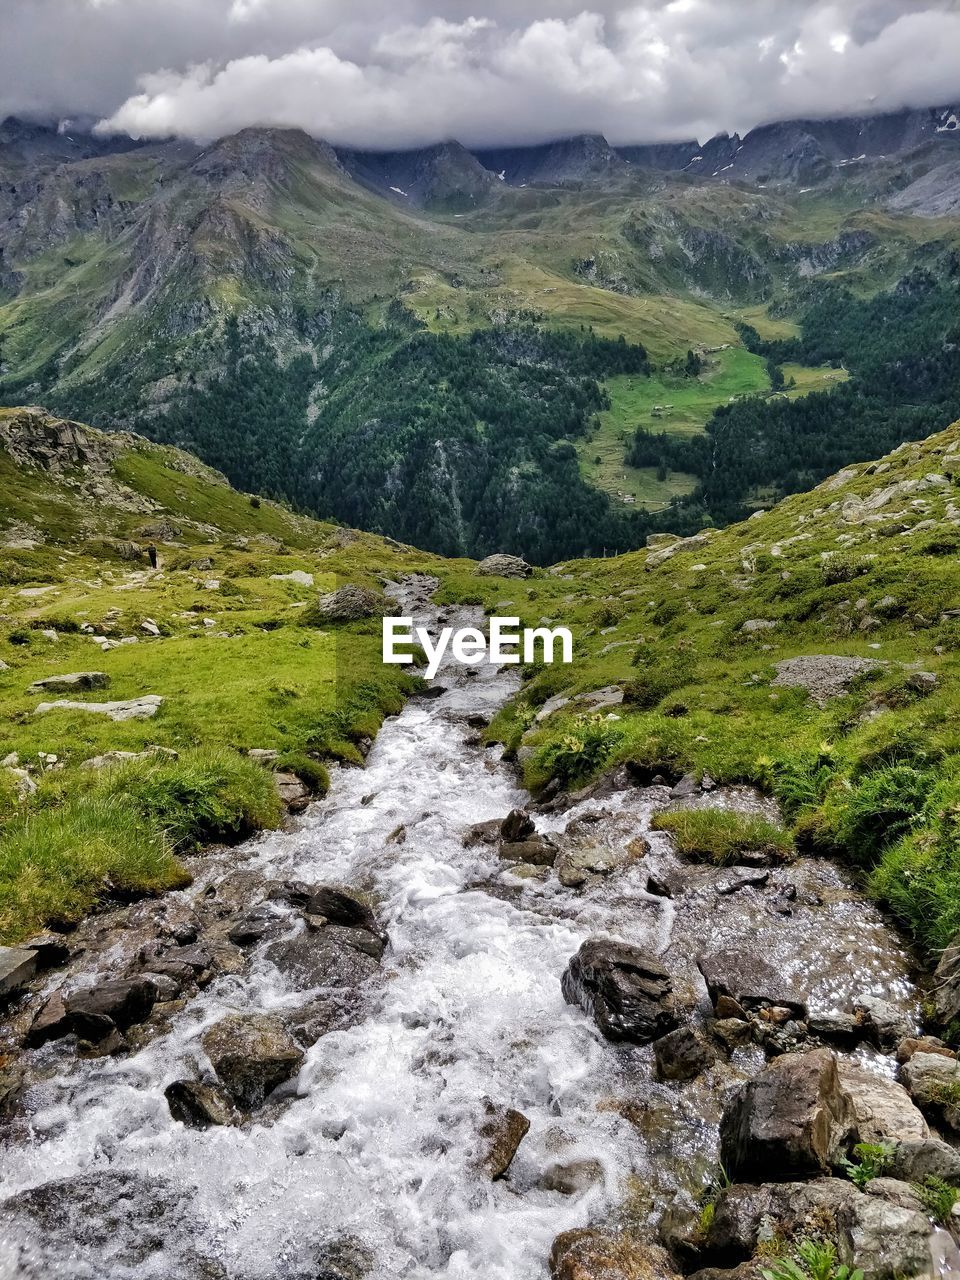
1,103 -> 960,561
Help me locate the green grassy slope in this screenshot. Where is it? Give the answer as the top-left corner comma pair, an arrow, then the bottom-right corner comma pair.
0,406 -> 449,939
439,418 -> 960,971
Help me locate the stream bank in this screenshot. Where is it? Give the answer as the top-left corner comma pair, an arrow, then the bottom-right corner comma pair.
0,582 -> 957,1280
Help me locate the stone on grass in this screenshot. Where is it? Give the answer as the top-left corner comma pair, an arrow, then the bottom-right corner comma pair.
33,695 -> 163,722
475,554 -> 532,578
27,671 -> 109,694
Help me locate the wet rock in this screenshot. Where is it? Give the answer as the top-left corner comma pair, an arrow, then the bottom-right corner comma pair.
165,1079 -> 240,1128
0,1170 -> 223,1279
478,1100 -> 530,1179
931,929 -> 960,1030
475,554 -> 532,578
501,808 -> 536,842
808,1010 -> 864,1048
556,837 -> 648,889
899,1051 -> 960,1132
653,1026 -> 716,1082
889,1137 -> 960,1183
463,818 -> 502,847
896,1036 -> 955,1064
25,989 -> 70,1046
562,938 -> 679,1043
0,945 -> 38,995
312,584 -> 383,622
697,949 -> 808,1020
711,1017 -> 753,1052
719,1049 -> 856,1179
499,835 -> 558,867
714,868 -> 770,896
26,671 -> 110,694
265,925 -> 381,991
704,1179 -> 932,1280
670,772 -> 700,799
853,995 -> 914,1053
282,997 -> 354,1048
227,905 -> 285,946
837,1061 -> 928,1143
549,1229 -> 680,1280
539,1159 -> 604,1196
313,1237 -> 374,1280
66,976 -> 159,1038
302,886 -> 384,939
274,770 -> 312,813
202,1013 -> 305,1109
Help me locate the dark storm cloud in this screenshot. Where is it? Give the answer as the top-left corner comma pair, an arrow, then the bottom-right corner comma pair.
2,1 -> 959,148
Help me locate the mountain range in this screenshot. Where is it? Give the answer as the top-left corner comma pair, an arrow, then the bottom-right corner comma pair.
1,101 -> 959,561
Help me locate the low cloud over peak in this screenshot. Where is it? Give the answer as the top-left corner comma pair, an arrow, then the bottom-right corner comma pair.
2,2 -> 959,150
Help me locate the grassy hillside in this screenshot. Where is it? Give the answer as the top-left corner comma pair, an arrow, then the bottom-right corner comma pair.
439,419 -> 960,971
0,407 -> 449,940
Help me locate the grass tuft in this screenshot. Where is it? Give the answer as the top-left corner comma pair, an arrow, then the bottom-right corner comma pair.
651,807 -> 794,865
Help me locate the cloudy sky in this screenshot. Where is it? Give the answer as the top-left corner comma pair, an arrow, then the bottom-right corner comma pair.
2,1 -> 960,149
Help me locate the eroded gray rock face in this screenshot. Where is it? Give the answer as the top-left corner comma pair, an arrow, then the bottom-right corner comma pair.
932,929 -> 960,1030
720,1049 -> 856,1179
771,655 -> 883,706
900,1051 -> 960,1132
837,1061 -> 928,1144
475,554 -> 532,578
561,938 -> 679,1043
201,1012 -> 304,1109
33,694 -> 164,721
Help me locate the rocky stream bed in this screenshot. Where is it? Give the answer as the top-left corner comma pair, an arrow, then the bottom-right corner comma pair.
1,580 -> 960,1279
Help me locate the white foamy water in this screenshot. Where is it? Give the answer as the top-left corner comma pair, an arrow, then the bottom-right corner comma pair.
0,597 -> 923,1279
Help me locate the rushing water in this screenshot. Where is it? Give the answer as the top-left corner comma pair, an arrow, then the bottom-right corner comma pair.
0,593 -> 924,1280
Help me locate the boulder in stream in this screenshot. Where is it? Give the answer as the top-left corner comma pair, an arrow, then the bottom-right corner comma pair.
653,1025 -> 716,1082
549,1228 -> 680,1280
265,924 -> 384,991
165,1078 -> 240,1129
202,1012 -> 305,1108
719,1048 -> 856,1179
477,1100 -> 530,1179
562,938 -> 679,1043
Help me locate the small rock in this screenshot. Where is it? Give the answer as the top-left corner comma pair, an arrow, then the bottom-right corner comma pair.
475,554 -> 532,579
312,585 -> 383,622
653,1026 -> 716,1082
562,938 -> 679,1043
538,1159 -> 604,1196
201,1013 -> 305,1109
33,695 -> 164,722
697,948 -> 808,1019
478,1100 -> 530,1179
27,671 -> 110,694
165,1079 -> 239,1128
501,809 -> 535,842
549,1230 -> 680,1280
499,836 -> 558,867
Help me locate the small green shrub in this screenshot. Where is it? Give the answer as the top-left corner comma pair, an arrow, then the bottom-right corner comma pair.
912,1175 -> 960,1225
824,764 -> 933,864
651,807 -> 793,865
539,716 -> 623,787
840,1141 -> 896,1189
624,651 -> 695,710
274,752 -> 330,795
762,1239 -> 863,1280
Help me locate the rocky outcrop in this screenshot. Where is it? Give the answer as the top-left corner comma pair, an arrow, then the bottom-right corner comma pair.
697,948 -> 808,1020
562,938 -> 679,1043
771,655 -> 884,706
719,1049 -> 856,1179
703,1178 -> 933,1280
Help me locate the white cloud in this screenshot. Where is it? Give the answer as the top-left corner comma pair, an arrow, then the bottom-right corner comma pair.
0,2 -> 958,149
